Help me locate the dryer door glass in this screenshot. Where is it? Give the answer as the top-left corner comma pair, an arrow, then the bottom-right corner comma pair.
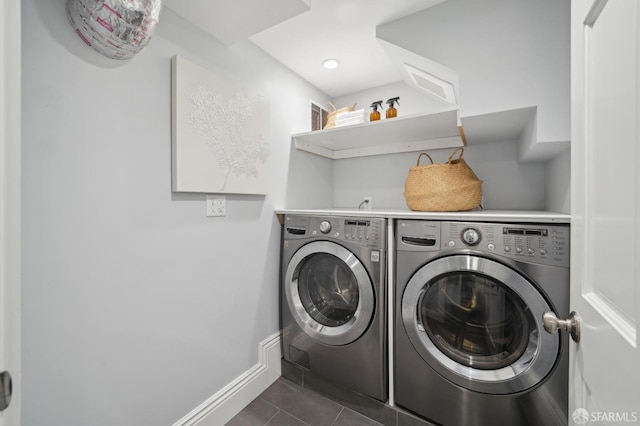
298,253 -> 359,327
401,255 -> 559,394
418,271 -> 534,370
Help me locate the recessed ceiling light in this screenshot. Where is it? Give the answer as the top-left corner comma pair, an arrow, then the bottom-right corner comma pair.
322,59 -> 339,70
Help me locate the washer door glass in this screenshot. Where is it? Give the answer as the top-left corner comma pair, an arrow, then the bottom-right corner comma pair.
402,255 -> 559,394
298,253 -> 359,327
285,241 -> 375,346
418,272 -> 533,370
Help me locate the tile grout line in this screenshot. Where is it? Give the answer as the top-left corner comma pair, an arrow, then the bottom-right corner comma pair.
259,397 -> 280,411
258,397 -> 282,426
278,408 -> 312,426
330,406 -> 345,426
262,407 -> 281,426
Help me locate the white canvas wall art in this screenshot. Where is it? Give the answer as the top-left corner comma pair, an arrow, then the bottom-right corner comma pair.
171,55 -> 270,194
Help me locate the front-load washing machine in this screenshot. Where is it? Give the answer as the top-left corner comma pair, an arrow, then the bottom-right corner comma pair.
281,214 -> 387,401
395,220 -> 569,426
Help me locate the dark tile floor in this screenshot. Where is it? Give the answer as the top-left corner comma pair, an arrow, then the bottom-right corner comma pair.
226,378 -> 377,426
225,378 -> 434,426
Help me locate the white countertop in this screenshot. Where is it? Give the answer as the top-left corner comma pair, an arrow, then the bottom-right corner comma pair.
275,208 -> 571,223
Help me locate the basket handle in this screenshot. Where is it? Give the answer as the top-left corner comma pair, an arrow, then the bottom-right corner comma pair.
447,147 -> 464,164
417,152 -> 434,166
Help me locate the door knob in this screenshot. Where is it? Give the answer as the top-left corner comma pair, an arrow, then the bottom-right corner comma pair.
0,371 -> 12,412
543,311 -> 581,343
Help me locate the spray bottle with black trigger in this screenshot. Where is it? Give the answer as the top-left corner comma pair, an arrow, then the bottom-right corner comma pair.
386,97 -> 400,119
369,100 -> 383,122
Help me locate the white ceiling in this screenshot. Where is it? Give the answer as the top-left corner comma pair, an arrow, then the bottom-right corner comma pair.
163,0 -> 311,46
164,0 -> 447,97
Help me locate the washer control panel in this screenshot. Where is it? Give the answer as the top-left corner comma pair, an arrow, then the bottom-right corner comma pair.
461,228 -> 481,246
319,220 -> 332,234
284,215 -> 385,248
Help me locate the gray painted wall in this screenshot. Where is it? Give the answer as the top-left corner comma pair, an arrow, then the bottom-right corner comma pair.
377,0 -> 571,144
545,148 -> 571,213
332,0 -> 571,212
332,141 -> 546,211
21,1 -> 330,425
332,84 -> 552,211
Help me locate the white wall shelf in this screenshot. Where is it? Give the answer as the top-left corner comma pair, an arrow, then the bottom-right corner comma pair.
292,106 -> 465,159
293,105 -> 569,163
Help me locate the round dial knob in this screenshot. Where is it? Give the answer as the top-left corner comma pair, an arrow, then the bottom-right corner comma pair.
319,221 -> 332,234
461,228 -> 481,246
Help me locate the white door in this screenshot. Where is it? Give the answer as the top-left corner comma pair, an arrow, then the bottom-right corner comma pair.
570,0 -> 640,424
0,0 -> 21,424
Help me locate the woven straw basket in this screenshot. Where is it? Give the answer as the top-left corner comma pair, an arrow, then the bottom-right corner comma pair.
404,148 -> 483,212
323,102 -> 357,129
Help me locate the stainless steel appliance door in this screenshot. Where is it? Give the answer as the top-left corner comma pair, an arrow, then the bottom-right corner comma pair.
285,241 -> 374,346
401,255 -> 559,394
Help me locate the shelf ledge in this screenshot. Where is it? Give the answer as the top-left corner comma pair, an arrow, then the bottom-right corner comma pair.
292,107 -> 464,159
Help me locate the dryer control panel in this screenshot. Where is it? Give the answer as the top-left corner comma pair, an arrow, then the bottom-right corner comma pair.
396,220 -> 569,268
442,221 -> 570,268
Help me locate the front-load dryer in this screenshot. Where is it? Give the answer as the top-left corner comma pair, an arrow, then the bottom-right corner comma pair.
281,214 -> 387,401
395,220 -> 569,426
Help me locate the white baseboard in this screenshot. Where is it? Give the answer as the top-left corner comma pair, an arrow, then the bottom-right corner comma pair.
172,332 -> 282,426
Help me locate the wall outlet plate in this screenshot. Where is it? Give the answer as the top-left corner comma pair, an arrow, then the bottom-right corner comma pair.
363,196 -> 372,210
206,195 -> 226,217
